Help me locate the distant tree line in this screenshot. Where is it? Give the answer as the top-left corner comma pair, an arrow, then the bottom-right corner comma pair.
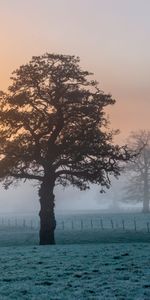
122,130 -> 150,213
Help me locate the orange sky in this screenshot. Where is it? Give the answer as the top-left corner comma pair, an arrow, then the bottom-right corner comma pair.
0,0 -> 150,143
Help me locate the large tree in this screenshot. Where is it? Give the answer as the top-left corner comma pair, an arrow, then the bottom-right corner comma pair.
0,53 -> 131,244
122,130 -> 150,213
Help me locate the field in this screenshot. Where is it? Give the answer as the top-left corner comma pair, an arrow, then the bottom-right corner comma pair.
0,212 -> 150,299
0,243 -> 150,299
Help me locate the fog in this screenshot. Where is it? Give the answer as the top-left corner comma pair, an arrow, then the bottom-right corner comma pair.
0,177 -> 141,216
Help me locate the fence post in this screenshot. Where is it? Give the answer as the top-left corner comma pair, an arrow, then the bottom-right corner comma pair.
147,222 -> 150,233
81,220 -> 83,230
15,218 -> 18,228
110,219 -> 114,229
62,220 -> 64,230
134,218 -> 137,232
100,219 -> 104,230
122,219 -> 125,231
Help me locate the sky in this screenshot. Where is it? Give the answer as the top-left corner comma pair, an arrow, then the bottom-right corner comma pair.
0,0 -> 149,213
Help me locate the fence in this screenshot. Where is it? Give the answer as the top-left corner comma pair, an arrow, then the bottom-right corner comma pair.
0,216 -> 150,233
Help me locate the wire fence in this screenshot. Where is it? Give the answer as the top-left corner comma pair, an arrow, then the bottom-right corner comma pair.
0,216 -> 150,233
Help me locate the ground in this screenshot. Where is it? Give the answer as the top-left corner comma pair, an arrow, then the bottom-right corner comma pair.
0,243 -> 150,299
0,212 -> 150,299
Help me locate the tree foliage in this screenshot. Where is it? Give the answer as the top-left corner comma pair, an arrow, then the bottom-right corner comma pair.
0,53 -> 132,243
0,53 -> 131,190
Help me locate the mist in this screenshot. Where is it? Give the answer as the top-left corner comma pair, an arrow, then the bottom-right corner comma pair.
0,177 -> 142,216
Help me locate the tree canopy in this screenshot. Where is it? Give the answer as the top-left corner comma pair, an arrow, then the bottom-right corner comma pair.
0,53 -> 132,244
122,130 -> 150,213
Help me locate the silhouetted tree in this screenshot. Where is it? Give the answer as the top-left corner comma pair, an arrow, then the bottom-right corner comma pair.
122,130 -> 150,213
0,53 -> 131,244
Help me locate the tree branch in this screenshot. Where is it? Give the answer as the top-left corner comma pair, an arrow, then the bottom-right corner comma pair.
10,172 -> 43,181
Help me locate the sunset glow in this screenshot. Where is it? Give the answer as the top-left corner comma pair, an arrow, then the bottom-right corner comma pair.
0,0 -> 150,140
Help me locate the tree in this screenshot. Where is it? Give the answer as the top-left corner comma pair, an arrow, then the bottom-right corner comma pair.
0,53 -> 131,244
122,130 -> 150,213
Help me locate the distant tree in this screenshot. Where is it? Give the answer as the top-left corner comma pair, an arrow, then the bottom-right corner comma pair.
122,130 -> 150,213
0,53 -> 132,244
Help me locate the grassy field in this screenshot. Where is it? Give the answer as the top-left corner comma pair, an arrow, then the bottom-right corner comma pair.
0,212 -> 150,299
0,243 -> 150,299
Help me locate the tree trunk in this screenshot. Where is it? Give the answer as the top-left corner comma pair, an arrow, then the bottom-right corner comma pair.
142,150 -> 149,213
39,176 -> 56,245
143,181 -> 149,213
